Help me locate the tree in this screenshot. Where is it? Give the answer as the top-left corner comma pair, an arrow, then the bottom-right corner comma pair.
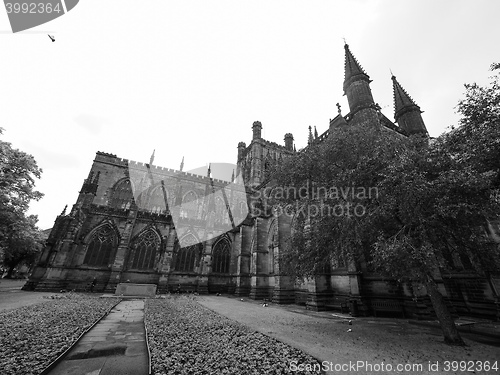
446,63 -> 500,185
269,125 -> 406,278
1,214 -> 44,278
271,63 -> 500,344
0,128 -> 44,277
370,133 -> 499,346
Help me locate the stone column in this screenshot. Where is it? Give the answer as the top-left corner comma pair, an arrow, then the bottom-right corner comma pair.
105,207 -> 137,292
272,214 -> 295,304
306,276 -> 331,311
249,217 -> 270,300
197,240 -> 211,294
347,258 -> 366,316
235,225 -> 251,296
157,225 -> 173,293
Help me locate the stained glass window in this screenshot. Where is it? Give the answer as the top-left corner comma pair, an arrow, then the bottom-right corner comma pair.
212,240 -> 230,274
83,225 -> 118,266
110,179 -> 134,210
181,191 -> 198,219
174,237 -> 198,272
146,186 -> 167,214
129,230 -> 160,270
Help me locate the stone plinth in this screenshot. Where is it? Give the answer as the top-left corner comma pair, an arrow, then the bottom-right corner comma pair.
115,283 -> 157,297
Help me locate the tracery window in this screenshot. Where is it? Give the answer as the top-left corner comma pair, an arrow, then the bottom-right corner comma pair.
110,179 -> 134,210
212,240 -> 231,274
174,238 -> 198,272
129,230 -> 160,270
146,186 -> 167,214
181,191 -> 198,219
83,225 -> 118,266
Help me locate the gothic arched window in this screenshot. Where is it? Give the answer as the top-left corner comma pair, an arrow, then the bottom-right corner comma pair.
146,186 -> 167,214
268,225 -> 277,274
110,179 -> 134,210
181,191 -> 198,219
84,225 -> 118,266
174,238 -> 198,272
212,240 -> 231,274
129,230 -> 160,270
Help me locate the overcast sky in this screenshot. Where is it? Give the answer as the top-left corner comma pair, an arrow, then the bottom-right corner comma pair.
1,0 -> 499,230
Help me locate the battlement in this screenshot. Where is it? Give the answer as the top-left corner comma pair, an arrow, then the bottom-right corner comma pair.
94,151 -> 231,184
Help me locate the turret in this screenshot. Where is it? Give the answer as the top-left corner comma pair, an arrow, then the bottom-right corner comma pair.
76,169 -> 100,207
237,142 -> 246,160
391,75 -> 428,136
252,121 -> 262,140
284,133 -> 294,150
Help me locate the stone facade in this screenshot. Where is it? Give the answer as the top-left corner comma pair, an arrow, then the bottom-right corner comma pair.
24,44 -> 500,321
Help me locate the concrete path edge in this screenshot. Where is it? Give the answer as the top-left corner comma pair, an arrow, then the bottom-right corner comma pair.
38,297 -> 122,375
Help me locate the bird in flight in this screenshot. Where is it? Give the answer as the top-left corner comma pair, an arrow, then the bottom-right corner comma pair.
48,34 -> 55,42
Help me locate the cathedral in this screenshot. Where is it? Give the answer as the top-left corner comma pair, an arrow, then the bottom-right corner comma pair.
24,44 -> 499,320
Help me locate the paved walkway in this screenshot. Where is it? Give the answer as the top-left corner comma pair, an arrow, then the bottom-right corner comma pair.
47,300 -> 149,375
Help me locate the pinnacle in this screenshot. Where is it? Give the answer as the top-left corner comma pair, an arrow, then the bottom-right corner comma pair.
392,75 -> 421,120
343,43 -> 370,91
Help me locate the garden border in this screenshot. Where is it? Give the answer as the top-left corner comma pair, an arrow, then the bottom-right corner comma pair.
38,296 -> 122,375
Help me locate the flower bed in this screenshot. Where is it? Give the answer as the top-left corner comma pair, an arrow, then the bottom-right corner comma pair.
0,293 -> 119,375
145,296 -> 323,374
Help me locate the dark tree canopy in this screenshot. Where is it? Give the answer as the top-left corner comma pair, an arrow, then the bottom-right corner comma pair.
270,63 -> 500,345
0,128 -> 44,277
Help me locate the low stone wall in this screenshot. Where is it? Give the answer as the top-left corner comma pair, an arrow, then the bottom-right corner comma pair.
114,283 -> 157,297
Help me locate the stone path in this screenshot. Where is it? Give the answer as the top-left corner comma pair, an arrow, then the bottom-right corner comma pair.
47,300 -> 149,375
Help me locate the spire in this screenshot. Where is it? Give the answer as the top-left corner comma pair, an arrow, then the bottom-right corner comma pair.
391,74 -> 428,135
180,156 -> 184,172
149,149 -> 155,165
343,43 -> 371,93
308,126 -> 313,145
314,126 -> 319,139
342,43 -> 377,126
60,205 -> 67,216
207,163 -> 211,178
392,74 -> 420,119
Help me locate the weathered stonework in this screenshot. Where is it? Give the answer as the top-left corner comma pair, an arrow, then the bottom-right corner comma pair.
24,44 -> 499,321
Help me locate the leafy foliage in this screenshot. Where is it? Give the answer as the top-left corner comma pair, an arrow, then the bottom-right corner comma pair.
446,63 -> 500,187
0,128 -> 44,276
270,125 -> 408,278
271,63 -> 500,345
1,215 -> 44,277
271,64 -> 500,281
371,134 -> 500,282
